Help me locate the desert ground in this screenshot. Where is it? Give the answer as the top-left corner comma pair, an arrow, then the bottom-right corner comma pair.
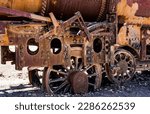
1,63 -> 150,97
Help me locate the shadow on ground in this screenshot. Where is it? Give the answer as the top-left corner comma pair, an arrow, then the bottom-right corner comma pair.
0,84 -> 47,97
0,72 -> 150,97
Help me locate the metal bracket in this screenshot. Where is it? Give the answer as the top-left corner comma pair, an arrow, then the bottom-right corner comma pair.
63,12 -> 91,40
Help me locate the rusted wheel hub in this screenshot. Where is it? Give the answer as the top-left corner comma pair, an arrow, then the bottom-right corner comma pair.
69,71 -> 88,94
43,64 -> 102,95
106,49 -> 135,84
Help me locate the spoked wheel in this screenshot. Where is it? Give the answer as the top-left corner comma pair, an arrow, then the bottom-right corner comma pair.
28,67 -> 42,88
44,58 -> 102,95
84,64 -> 102,91
107,49 -> 136,84
45,66 -> 70,95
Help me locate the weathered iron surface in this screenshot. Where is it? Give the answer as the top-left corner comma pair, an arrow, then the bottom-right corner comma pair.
69,71 -> 88,94
0,0 -> 41,13
0,0 -> 150,95
116,0 -> 150,17
0,0 -> 109,21
0,7 -> 51,22
126,0 -> 150,17
41,0 -> 109,21
0,0 -> 150,21
0,23 -> 5,34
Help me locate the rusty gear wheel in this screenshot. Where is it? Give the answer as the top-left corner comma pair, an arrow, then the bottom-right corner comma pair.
44,66 -> 70,95
106,49 -> 136,84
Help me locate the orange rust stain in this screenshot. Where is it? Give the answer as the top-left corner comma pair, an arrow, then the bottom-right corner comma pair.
117,0 -> 138,18
0,34 -> 9,46
117,25 -> 128,45
126,17 -> 150,25
117,25 -> 141,46
117,0 -> 150,46
117,0 -> 150,25
0,0 -> 42,13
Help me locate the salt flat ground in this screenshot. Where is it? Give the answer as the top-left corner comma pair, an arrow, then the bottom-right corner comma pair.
0,63 -> 150,97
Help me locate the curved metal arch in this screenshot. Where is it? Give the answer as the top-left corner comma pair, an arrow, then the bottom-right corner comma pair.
117,45 -> 140,59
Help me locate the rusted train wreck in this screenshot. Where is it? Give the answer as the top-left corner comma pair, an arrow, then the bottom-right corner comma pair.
0,0 -> 150,95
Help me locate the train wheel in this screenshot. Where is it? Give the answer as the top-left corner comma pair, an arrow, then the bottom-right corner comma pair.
84,64 -> 102,91
43,59 -> 102,95
108,49 -> 136,84
44,66 -> 70,95
28,68 -> 42,88
71,58 -> 102,91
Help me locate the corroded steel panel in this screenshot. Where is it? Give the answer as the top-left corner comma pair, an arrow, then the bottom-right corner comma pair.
0,0 -> 149,20
43,0 -> 108,21
0,0 -> 41,13
0,0 -> 109,21
127,0 -> 150,17
116,0 -> 150,17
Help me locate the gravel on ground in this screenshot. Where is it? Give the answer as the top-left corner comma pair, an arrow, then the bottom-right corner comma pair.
0,64 -> 150,97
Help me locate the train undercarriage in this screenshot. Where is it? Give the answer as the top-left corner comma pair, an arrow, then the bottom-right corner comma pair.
0,0 -> 150,95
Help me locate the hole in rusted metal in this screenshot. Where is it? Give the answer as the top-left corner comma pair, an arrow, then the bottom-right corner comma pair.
9,46 -> 15,52
93,38 -> 102,53
70,27 -> 80,35
27,38 -> 39,55
50,38 -> 62,54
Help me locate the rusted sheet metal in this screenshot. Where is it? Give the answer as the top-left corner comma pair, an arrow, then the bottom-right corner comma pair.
0,0 -> 150,21
116,0 -> 150,17
126,0 -> 150,17
0,23 -> 9,46
117,0 -> 150,25
0,6 -> 51,22
0,23 -> 5,34
0,34 -> 9,46
0,0 -> 41,13
69,71 -> 88,94
0,0 -> 109,21
41,0 -> 109,21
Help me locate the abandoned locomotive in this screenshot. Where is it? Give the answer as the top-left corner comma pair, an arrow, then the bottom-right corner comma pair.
0,0 -> 150,95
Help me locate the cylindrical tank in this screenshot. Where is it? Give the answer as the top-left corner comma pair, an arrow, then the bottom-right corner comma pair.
0,0 -> 42,13
0,0 -> 150,21
0,0 -> 109,21
41,0 -> 108,21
